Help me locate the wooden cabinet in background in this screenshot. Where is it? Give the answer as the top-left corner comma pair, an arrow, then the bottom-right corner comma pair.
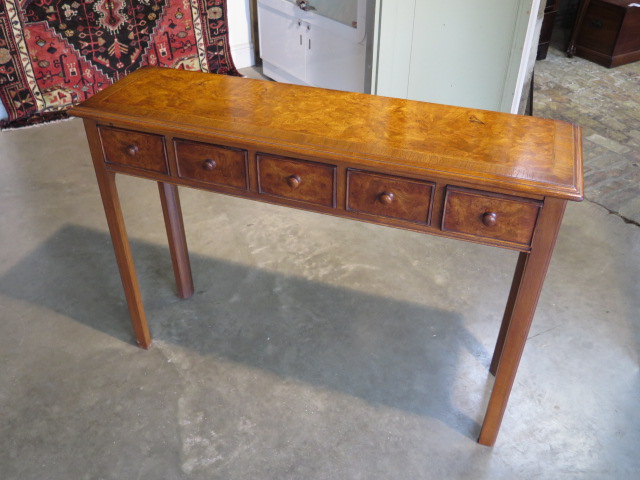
537,0 -> 560,60
572,0 -> 640,67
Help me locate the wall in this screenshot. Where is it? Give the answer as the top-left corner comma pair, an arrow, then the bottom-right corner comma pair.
228,0 -> 255,69
373,0 -> 541,113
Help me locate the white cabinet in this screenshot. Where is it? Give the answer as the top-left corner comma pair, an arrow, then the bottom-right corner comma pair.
259,4 -> 307,82
256,0 -> 539,113
257,0 -> 367,92
305,21 -> 365,92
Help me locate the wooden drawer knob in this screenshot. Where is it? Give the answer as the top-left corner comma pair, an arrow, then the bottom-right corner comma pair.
287,174 -> 301,189
126,144 -> 139,156
482,212 -> 498,227
202,158 -> 217,171
378,192 -> 394,205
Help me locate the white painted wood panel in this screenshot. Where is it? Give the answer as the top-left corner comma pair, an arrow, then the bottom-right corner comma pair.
259,5 -> 307,81
228,0 -> 255,68
373,0 -> 539,113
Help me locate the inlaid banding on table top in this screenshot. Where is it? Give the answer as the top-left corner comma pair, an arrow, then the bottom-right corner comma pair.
71,67 -> 583,200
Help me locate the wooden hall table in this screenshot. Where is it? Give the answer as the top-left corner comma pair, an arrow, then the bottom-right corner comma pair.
70,67 -> 583,446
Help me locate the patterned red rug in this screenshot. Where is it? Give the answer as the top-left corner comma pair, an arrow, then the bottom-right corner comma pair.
0,0 -> 238,129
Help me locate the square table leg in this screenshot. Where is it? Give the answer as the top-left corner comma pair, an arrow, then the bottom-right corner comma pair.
490,251 -> 528,376
84,120 -> 151,348
93,169 -> 152,349
478,197 -> 567,446
158,182 -> 194,299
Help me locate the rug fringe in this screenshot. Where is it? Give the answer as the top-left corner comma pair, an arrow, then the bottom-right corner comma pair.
0,113 -> 73,132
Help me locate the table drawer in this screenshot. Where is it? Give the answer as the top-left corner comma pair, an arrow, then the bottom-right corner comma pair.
257,154 -> 336,207
442,187 -> 542,246
99,126 -> 168,174
346,170 -> 434,224
175,140 -> 248,190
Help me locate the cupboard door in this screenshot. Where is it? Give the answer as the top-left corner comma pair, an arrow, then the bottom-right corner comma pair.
305,23 -> 366,93
258,2 -> 306,83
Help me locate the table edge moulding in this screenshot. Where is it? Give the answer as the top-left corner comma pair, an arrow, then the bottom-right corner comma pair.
69,66 -> 584,447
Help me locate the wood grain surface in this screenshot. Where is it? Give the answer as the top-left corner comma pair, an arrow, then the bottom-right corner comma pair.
175,139 -> 248,190
70,67 -> 583,201
346,170 -> 434,224
99,126 -> 168,174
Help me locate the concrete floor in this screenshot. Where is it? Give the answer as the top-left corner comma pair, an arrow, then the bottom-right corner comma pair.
1,62 -> 639,480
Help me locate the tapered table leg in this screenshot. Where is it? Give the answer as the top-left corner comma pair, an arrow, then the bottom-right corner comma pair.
158,182 -> 194,299
490,251 -> 528,376
84,119 -> 151,348
478,198 -> 567,446
94,170 -> 152,348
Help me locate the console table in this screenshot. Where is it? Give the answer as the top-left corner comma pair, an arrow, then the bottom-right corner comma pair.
69,67 -> 583,446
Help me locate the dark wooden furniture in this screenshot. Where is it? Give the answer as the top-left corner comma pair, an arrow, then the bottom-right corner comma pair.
538,0 -> 560,60
568,0 -> 640,67
69,67 -> 583,446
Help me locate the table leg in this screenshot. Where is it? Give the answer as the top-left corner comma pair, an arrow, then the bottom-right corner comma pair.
478,197 -> 567,446
93,169 -> 152,349
83,119 -> 151,348
567,0 -> 591,57
489,251 -> 528,376
158,182 -> 194,299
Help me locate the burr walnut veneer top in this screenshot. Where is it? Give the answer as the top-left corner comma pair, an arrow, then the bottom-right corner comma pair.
70,66 -> 583,201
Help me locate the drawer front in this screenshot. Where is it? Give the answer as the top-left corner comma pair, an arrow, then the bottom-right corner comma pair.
577,3 -> 624,55
175,140 -> 248,190
99,126 -> 168,174
442,187 -> 541,246
257,154 -> 336,207
346,170 -> 434,224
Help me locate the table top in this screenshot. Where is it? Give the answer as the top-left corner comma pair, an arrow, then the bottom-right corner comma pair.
70,67 -> 583,201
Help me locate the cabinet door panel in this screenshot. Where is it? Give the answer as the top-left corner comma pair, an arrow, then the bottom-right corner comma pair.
259,3 -> 306,83
306,23 -> 366,92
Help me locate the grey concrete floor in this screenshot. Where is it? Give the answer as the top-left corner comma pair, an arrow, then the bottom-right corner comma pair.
1,116 -> 639,477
